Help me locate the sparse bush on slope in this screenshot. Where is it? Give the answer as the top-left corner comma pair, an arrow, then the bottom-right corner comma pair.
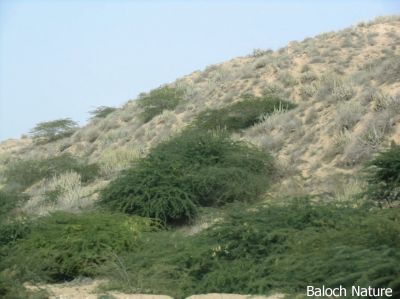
0,212 -> 156,283
138,86 -> 184,123
193,96 -> 296,131
100,129 -> 274,224
29,118 -> 78,143
364,143 -> 400,203
89,106 -> 117,119
3,154 -> 99,192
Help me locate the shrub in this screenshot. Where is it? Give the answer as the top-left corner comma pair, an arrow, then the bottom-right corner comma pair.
0,212 -> 155,283
335,101 -> 364,131
364,144 -> 400,203
89,106 -> 117,119
193,96 -> 296,131
100,130 -> 274,224
102,199 -> 400,298
29,118 -> 78,143
0,190 -> 27,218
4,154 -> 99,191
0,191 -> 31,247
99,148 -> 141,177
0,271 -> 48,299
138,86 -> 184,122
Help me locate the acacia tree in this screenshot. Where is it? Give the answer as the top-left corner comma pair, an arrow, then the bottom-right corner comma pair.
30,118 -> 78,143
89,106 -> 117,119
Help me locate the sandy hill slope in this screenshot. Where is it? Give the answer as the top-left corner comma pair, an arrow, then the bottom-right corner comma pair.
1,15 -> 399,215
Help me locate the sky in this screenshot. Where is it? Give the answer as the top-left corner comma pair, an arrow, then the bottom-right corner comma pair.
0,0 -> 399,140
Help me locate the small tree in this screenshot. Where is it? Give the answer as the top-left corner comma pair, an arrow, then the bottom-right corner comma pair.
138,86 -> 184,123
30,118 -> 78,143
89,106 -> 117,119
365,143 -> 400,204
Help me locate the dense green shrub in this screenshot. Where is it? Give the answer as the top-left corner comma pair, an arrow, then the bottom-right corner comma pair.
193,96 -> 296,131
0,271 -> 48,299
100,130 -> 274,224
102,199 -> 400,298
3,154 -> 99,191
0,190 -> 27,217
364,143 -> 400,203
89,106 -> 117,119
29,118 -> 78,143
0,191 -> 31,247
138,86 -> 184,122
0,212 -> 155,283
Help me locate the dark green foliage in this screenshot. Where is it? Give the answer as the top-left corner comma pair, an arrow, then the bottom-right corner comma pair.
0,191 -> 31,247
138,87 -> 184,122
100,130 -> 274,224
0,212 -> 155,283
29,118 -> 78,143
3,154 -> 100,191
0,190 -> 27,217
102,199 -> 400,298
89,106 -> 117,119
364,144 -> 400,203
193,96 -> 296,131
0,271 -> 48,299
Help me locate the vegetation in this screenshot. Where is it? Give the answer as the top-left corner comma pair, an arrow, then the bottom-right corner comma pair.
100,129 -> 274,224
3,154 -> 99,192
101,198 -> 400,298
138,86 -> 184,122
193,96 -> 296,131
364,143 -> 400,203
0,212 -> 155,283
29,118 -> 78,143
0,191 -> 31,247
89,106 -> 117,119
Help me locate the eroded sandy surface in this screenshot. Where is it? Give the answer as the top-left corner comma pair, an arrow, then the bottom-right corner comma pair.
26,279 -> 285,299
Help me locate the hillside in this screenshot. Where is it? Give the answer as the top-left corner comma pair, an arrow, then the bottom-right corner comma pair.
1,16 -> 400,298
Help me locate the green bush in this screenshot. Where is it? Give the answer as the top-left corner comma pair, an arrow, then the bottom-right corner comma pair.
102,199 -> 400,298
0,271 -> 48,299
0,191 -> 31,247
138,86 -> 184,122
29,118 -> 78,143
0,212 -> 156,283
4,154 -> 99,191
193,96 -> 296,131
0,190 -> 27,217
364,143 -> 400,203
100,130 -> 274,224
89,106 -> 117,119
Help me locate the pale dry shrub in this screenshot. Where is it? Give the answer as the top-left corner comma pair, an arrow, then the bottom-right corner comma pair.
261,82 -> 285,97
84,127 -> 101,143
23,172 -> 95,215
342,109 -> 394,166
300,71 -> 318,84
324,129 -> 352,162
335,101 -> 365,131
299,82 -> 318,100
372,93 -> 400,114
258,133 -> 285,152
277,71 -> 297,87
316,75 -> 355,102
155,110 -> 177,125
304,107 -> 318,124
98,147 -> 141,177
331,80 -> 355,102
334,179 -> 364,203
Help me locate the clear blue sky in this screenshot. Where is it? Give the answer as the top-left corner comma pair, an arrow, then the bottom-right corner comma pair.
0,0 -> 399,140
